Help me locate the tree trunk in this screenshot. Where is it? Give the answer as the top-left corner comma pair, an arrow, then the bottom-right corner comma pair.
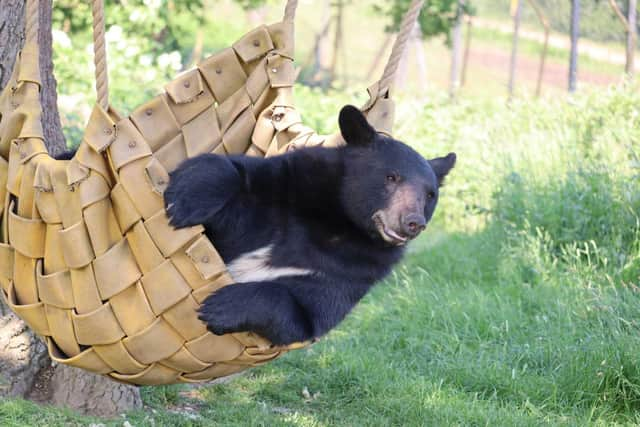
366,34 -> 392,81
449,0 -> 464,99
569,0 -> 580,92
508,0 -> 522,99
461,16 -> 473,87
185,29 -> 204,70
328,0 -> 344,89
525,0 -> 550,96
396,21 -> 426,93
302,0 -> 332,87
0,0 -> 141,417
395,23 -> 412,91
413,24 -> 428,92
37,0 -> 66,156
536,26 -> 549,96
0,0 -> 54,402
627,0 -> 637,76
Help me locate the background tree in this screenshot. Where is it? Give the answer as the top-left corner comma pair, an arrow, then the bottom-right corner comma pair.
50,0 -> 206,116
302,0 -> 334,86
525,0 -> 550,97
569,0 -> 580,92
607,0 -> 637,76
477,0 -> 628,44
450,0 -> 466,98
375,0 -> 474,41
508,0 -> 522,99
0,0 -> 142,415
297,0 -> 344,89
374,0 -> 475,94
628,0 -> 637,76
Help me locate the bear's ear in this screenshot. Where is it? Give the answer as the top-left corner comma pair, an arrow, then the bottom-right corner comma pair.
339,105 -> 376,145
429,152 -> 457,186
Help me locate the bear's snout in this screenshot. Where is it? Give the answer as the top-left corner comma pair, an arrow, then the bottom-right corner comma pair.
401,213 -> 426,238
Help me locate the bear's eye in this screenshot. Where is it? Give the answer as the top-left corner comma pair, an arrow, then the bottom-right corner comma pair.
386,173 -> 400,183
427,191 -> 436,200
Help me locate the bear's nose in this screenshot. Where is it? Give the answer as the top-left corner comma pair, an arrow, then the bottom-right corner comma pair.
401,213 -> 426,238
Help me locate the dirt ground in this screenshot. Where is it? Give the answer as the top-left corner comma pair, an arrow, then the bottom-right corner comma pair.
467,44 -> 618,91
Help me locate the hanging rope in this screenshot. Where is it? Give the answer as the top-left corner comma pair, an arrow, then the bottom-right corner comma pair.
284,0 -> 298,21
377,0 -> 424,96
92,0 -> 109,110
25,0 -> 39,47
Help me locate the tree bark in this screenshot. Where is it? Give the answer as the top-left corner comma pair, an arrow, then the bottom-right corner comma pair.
525,0 -> 549,96
0,0 -> 51,401
461,16 -> 472,87
0,0 -> 25,89
395,21 -> 426,92
365,34 -> 392,82
449,0 -> 464,99
328,0 -> 344,89
508,0 -> 522,100
413,24 -> 428,92
569,0 -> 580,92
49,364 -> 141,417
395,24 -> 412,91
607,0 -> 634,76
626,0 -> 637,76
0,0 -> 142,416
303,0 -> 332,88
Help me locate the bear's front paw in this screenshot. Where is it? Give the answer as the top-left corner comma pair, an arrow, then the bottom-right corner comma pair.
202,311 -> 241,336
197,281 -> 314,346
164,184 -> 199,229
198,289 -> 247,336
164,154 -> 242,229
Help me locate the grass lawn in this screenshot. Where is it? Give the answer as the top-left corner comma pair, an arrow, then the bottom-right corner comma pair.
1,83 -> 639,426
4,1 -> 640,424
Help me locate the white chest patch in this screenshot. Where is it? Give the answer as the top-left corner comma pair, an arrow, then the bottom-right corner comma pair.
227,245 -> 314,283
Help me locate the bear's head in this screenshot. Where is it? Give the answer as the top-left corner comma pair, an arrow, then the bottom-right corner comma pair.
338,105 -> 456,246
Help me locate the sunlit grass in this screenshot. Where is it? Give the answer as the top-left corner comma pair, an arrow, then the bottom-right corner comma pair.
1,83 -> 639,426
12,2 -> 640,422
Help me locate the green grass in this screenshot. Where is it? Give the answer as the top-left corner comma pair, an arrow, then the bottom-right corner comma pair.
2,82 -> 640,425
8,0 -> 640,424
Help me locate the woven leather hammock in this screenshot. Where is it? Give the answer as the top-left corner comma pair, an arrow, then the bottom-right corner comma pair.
0,0 -> 424,385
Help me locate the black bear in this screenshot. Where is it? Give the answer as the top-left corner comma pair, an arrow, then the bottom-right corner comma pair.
164,105 -> 456,346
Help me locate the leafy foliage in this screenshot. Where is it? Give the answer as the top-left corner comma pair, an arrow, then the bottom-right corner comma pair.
233,0 -> 270,10
50,0 -> 247,145
374,0 -> 475,41
52,0 -> 205,55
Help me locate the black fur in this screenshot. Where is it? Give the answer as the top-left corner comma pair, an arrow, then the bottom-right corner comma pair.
163,105 -> 456,346
53,149 -> 78,161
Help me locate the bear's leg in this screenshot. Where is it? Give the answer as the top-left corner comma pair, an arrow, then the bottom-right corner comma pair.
164,154 -> 244,228
198,281 -> 313,346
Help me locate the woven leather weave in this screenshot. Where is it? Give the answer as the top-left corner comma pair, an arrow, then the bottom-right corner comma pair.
0,6 -> 404,386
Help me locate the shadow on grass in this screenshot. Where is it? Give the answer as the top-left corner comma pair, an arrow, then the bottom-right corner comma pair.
219,166 -> 640,425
